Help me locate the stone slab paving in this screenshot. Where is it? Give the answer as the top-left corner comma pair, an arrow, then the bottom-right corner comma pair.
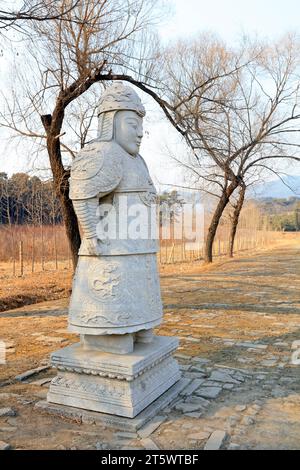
0,242 -> 300,449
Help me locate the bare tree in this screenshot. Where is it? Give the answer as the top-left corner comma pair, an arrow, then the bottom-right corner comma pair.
0,173 -> 16,274
160,34 -> 300,262
0,0 -> 168,267
226,165 -> 299,257
0,1 -> 81,34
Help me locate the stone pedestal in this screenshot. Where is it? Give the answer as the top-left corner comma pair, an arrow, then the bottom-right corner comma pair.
47,336 -> 180,418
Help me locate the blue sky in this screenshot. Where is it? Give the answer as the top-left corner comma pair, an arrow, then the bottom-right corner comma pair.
1,0 -> 300,181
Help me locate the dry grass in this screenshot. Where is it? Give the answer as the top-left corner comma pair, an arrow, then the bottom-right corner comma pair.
0,224 -> 70,264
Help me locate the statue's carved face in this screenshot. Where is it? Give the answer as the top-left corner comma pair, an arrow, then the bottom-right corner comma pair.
114,110 -> 143,156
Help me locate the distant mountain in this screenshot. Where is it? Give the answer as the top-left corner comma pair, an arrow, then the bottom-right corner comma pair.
251,175 -> 300,199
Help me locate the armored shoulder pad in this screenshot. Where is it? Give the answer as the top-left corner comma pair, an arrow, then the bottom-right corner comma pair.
69,141 -> 123,200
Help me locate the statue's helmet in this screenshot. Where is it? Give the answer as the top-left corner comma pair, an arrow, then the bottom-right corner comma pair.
97,82 -> 145,141
98,82 -> 145,118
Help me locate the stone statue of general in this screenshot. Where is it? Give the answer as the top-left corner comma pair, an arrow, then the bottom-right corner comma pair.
46,83 -> 181,418
68,82 -> 163,353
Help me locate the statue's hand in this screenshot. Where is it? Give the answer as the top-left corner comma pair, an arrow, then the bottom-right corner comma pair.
84,237 -> 102,256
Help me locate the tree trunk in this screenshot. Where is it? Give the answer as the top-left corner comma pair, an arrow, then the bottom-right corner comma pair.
59,187 -> 81,269
229,183 -> 246,258
204,180 -> 239,263
41,113 -> 81,270
31,226 -> 35,273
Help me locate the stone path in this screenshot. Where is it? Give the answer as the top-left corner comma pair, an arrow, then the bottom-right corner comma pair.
0,241 -> 299,449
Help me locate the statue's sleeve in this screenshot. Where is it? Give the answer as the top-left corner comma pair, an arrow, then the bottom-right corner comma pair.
72,198 -> 98,239
69,142 -> 123,240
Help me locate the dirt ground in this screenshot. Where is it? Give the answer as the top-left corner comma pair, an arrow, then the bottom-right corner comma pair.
0,235 -> 299,450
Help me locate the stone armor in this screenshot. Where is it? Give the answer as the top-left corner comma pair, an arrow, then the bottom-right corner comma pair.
68,140 -> 163,335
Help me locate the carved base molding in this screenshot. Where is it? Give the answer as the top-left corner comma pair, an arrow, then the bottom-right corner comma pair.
47,336 -> 181,418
